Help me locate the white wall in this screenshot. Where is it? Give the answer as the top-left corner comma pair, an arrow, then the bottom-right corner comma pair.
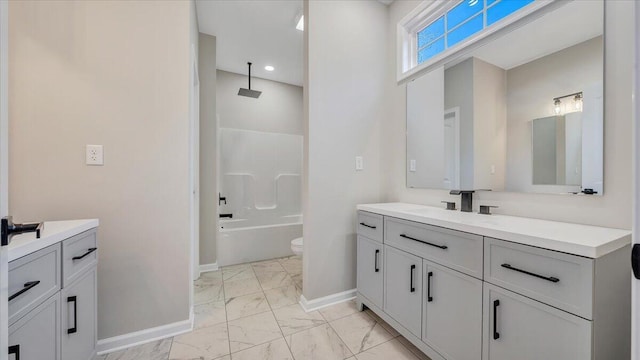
304,0 -> 387,300
407,68 -> 444,189
385,1 -> 633,230
199,33 -> 217,266
217,70 -> 303,135
9,1 -> 192,339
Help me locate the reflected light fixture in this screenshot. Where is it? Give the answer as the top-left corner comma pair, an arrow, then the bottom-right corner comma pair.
296,15 -> 304,31
552,91 -> 583,115
265,65 -> 275,72
574,93 -> 583,111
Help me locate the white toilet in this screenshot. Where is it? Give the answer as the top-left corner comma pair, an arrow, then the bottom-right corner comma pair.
291,237 -> 303,256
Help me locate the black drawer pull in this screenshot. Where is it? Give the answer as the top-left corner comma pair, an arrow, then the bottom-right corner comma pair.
427,271 -> 434,302
374,249 -> 380,272
360,222 -> 376,229
501,263 -> 559,283
493,299 -> 500,340
400,234 -> 448,250
410,264 -> 416,293
72,247 -> 98,261
9,281 -> 41,302
68,296 -> 78,334
9,344 -> 20,360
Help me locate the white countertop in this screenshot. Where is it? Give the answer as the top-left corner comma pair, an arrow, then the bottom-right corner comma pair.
357,203 -> 631,258
8,219 -> 99,262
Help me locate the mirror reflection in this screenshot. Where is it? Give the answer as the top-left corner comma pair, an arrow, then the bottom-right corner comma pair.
406,0 -> 603,195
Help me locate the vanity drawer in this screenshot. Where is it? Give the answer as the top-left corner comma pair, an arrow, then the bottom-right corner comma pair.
484,237 -> 593,319
357,211 -> 383,243
8,243 -> 62,326
385,217 -> 483,279
62,229 -> 98,287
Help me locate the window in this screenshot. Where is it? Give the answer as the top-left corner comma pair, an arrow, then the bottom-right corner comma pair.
415,0 -> 535,65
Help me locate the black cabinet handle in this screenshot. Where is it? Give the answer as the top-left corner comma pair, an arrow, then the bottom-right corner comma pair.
72,247 -> 97,261
360,222 -> 376,229
410,264 -> 416,293
400,234 -> 448,250
493,299 -> 500,340
8,344 -> 20,360
374,249 -> 380,273
501,263 -> 559,283
9,281 -> 40,302
68,296 -> 78,334
427,271 -> 433,302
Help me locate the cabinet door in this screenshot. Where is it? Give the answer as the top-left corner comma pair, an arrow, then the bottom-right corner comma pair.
483,283 -> 592,360
62,266 -> 97,360
357,236 -> 383,308
9,292 -> 61,360
383,245 -> 422,337
423,261 -> 482,360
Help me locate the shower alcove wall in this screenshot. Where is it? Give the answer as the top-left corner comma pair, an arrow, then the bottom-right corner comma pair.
217,128 -> 303,266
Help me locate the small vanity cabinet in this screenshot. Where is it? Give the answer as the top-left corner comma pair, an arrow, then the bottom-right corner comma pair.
355,205 -> 630,360
8,228 -> 98,360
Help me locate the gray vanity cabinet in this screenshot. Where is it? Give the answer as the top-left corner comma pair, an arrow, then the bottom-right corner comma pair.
7,228 -> 98,360
356,236 -> 383,309
356,208 -> 630,360
422,260 -> 482,360
483,283 -> 592,360
62,266 -> 98,360
8,292 -> 61,360
383,244 -> 422,337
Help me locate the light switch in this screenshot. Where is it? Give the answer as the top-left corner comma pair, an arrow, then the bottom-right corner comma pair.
410,160 -> 417,172
490,165 -> 496,175
355,156 -> 364,171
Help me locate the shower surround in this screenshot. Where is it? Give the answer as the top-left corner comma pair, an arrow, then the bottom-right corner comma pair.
218,128 -> 303,266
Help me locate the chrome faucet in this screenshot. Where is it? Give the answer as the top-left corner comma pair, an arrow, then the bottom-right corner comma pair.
449,190 -> 475,212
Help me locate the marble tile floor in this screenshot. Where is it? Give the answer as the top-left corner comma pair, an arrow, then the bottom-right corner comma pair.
97,255 -> 431,360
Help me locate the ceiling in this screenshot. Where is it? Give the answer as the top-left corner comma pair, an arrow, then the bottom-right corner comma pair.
196,0 -> 304,86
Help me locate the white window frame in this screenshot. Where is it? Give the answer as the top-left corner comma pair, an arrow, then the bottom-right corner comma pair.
397,0 -> 555,83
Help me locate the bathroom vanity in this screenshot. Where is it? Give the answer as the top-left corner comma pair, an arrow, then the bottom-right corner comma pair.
355,203 -> 630,360
6,219 -> 99,360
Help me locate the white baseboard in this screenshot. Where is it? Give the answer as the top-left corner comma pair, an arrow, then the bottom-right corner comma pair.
299,288 -> 357,313
96,317 -> 193,355
199,262 -> 219,275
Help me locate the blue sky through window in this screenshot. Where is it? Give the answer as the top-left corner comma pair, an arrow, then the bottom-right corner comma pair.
416,0 -> 535,65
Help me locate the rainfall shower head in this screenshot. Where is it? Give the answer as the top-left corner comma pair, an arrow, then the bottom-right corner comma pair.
238,62 -> 262,98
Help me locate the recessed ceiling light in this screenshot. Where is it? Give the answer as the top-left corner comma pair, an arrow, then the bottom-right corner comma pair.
296,15 -> 304,31
265,65 -> 275,72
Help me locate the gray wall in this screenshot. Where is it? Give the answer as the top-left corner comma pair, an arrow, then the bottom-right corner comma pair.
473,58 -> 507,191
217,70 -> 303,135
505,36 -> 603,193
199,33 -> 217,266
9,0 -> 193,339
304,0 -> 387,300
445,59 -> 474,189
384,1 -> 632,229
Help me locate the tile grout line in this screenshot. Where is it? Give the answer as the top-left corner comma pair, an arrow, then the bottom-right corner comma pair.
254,260 -> 297,359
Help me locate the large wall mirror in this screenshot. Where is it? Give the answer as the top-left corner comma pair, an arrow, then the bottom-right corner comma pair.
406,0 -> 604,195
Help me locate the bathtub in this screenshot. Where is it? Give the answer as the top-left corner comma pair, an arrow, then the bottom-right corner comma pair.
217,215 -> 302,266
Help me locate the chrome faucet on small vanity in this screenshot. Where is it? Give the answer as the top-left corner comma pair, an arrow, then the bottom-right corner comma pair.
449,190 -> 475,212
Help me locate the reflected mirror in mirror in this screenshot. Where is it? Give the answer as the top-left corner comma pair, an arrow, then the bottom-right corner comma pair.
406,0 -> 603,195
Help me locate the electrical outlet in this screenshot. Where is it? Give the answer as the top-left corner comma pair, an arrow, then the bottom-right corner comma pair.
355,156 -> 364,171
86,145 -> 104,165
410,160 -> 417,172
